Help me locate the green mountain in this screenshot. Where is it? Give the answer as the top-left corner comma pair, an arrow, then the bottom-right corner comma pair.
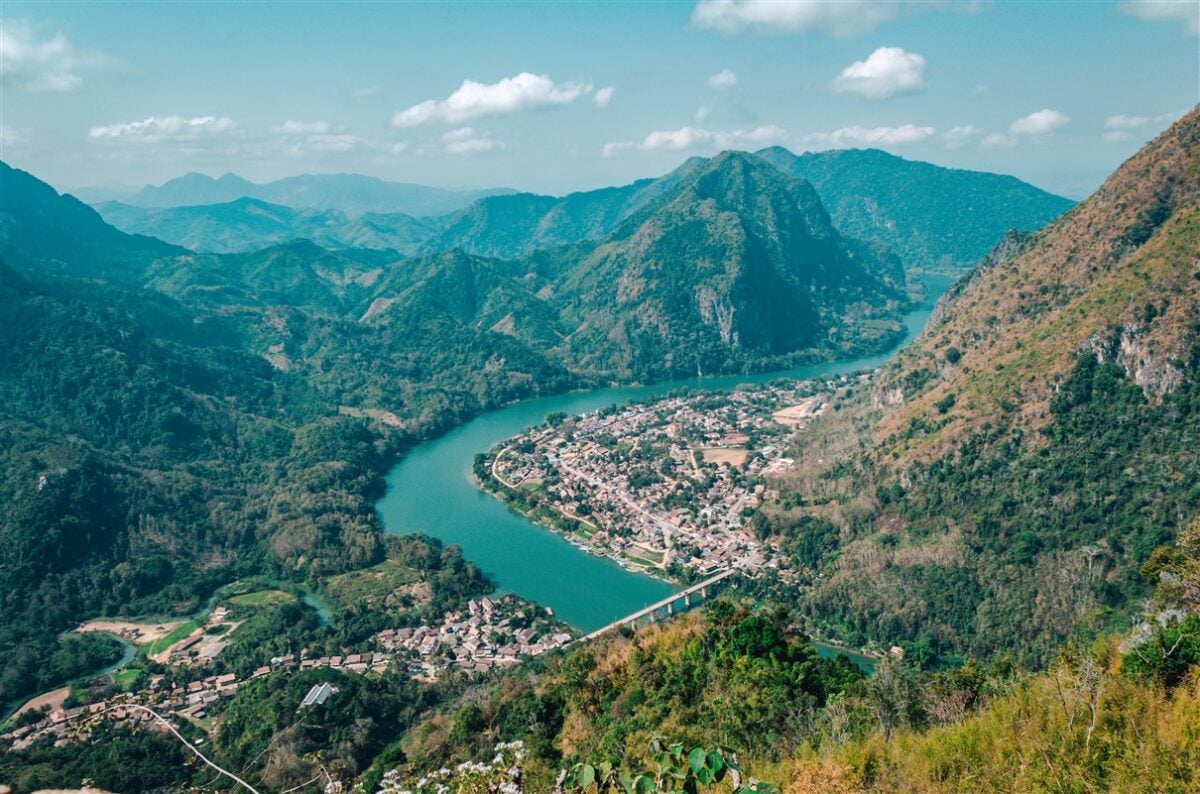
422,158 -> 704,259
348,152 -> 908,382
544,151 -> 907,378
120,171 -> 514,216
764,107 -> 1200,667
0,162 -> 181,281
755,146 -> 1075,272
95,197 -> 439,254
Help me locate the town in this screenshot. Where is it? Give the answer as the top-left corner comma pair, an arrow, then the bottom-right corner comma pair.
2,594 -> 574,751
483,379 -> 833,582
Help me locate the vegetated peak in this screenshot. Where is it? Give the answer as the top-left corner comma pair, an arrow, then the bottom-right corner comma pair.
755,144 -> 1074,271
0,160 -> 182,279
877,105 -> 1200,459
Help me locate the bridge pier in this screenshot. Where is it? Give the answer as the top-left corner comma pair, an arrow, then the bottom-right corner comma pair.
667,601 -> 674,616
684,593 -> 691,608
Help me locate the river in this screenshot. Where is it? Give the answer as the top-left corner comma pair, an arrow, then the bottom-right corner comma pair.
377,275 -> 954,633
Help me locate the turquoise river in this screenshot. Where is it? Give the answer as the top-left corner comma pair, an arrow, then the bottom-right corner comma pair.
377,275 -> 954,633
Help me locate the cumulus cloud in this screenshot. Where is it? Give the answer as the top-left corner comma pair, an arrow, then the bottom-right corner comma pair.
441,127 -> 502,155
603,124 -> 785,156
393,72 -> 590,127
1118,0 -> 1200,36
594,86 -> 615,108
832,46 -> 926,99
803,123 -> 936,148
708,69 -> 738,89
1009,108 -> 1070,135
691,0 -> 971,37
0,22 -> 95,91
89,115 -> 238,142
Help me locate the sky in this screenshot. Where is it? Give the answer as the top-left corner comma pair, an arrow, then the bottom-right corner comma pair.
2,0 -> 1198,200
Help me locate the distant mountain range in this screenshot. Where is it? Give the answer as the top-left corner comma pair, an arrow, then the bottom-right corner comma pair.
88,150 -> 1073,274
108,171 -> 515,216
95,198 -> 438,254
755,146 -> 1075,272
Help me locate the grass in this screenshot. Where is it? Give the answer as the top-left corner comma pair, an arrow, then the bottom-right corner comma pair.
112,669 -> 140,691
144,619 -> 200,657
229,589 -> 295,608
323,560 -> 420,608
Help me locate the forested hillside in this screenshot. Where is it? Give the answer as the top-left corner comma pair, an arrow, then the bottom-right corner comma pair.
755,146 -> 1074,272
0,150 -> 905,720
761,108 -> 1200,667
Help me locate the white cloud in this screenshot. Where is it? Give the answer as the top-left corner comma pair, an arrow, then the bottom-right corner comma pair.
981,132 -> 1017,147
604,124 -> 785,156
1102,110 -> 1186,142
943,125 -> 981,148
803,123 -> 936,148
832,46 -> 926,99
272,120 -> 334,135
691,0 -> 972,37
594,86 -> 615,108
440,127 -> 502,155
0,23 -> 91,91
1119,0 -> 1200,36
393,72 -> 590,127
1009,108 -> 1070,135
88,115 -> 238,142
707,69 -> 738,89
442,127 -> 477,142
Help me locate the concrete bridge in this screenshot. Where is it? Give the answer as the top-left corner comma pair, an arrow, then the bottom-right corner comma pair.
581,568 -> 739,642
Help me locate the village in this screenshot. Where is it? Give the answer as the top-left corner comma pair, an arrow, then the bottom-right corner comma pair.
1,594 -> 575,751
487,379 -> 833,581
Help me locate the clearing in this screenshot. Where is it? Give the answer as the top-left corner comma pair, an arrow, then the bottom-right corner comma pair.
700,447 -> 750,466
75,619 -> 186,646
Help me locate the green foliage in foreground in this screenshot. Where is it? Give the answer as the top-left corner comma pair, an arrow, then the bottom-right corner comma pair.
564,738 -> 775,793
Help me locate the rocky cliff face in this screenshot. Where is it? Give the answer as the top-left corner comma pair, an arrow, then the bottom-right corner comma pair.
874,106 -> 1200,458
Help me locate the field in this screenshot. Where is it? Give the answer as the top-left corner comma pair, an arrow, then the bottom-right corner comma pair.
700,447 -> 750,466
229,589 -> 295,608
74,619 -> 186,645
145,620 -> 202,659
13,686 -> 69,718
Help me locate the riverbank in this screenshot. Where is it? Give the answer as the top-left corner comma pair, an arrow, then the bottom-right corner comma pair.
474,455 -> 678,583
376,274 -> 956,633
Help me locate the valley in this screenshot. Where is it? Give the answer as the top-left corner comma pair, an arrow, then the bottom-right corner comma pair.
0,30 -> 1196,784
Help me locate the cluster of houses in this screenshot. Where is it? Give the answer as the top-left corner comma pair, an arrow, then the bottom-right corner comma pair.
491,381 -> 829,578
4,595 -> 577,751
375,595 -> 575,679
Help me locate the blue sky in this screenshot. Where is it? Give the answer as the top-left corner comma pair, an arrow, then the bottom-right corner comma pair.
2,1 -> 1197,199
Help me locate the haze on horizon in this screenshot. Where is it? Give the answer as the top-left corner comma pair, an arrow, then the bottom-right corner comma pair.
2,0 -> 1198,200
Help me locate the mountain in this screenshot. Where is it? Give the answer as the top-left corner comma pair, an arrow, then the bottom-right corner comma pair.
543,151 -> 907,378
95,197 -> 439,254
755,146 -> 1075,272
0,161 -> 182,281
764,107 -> 1200,667
421,158 -> 705,259
880,108 -> 1199,450
119,171 -> 515,216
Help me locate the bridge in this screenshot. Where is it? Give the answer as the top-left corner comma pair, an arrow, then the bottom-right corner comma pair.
580,568 -> 739,642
